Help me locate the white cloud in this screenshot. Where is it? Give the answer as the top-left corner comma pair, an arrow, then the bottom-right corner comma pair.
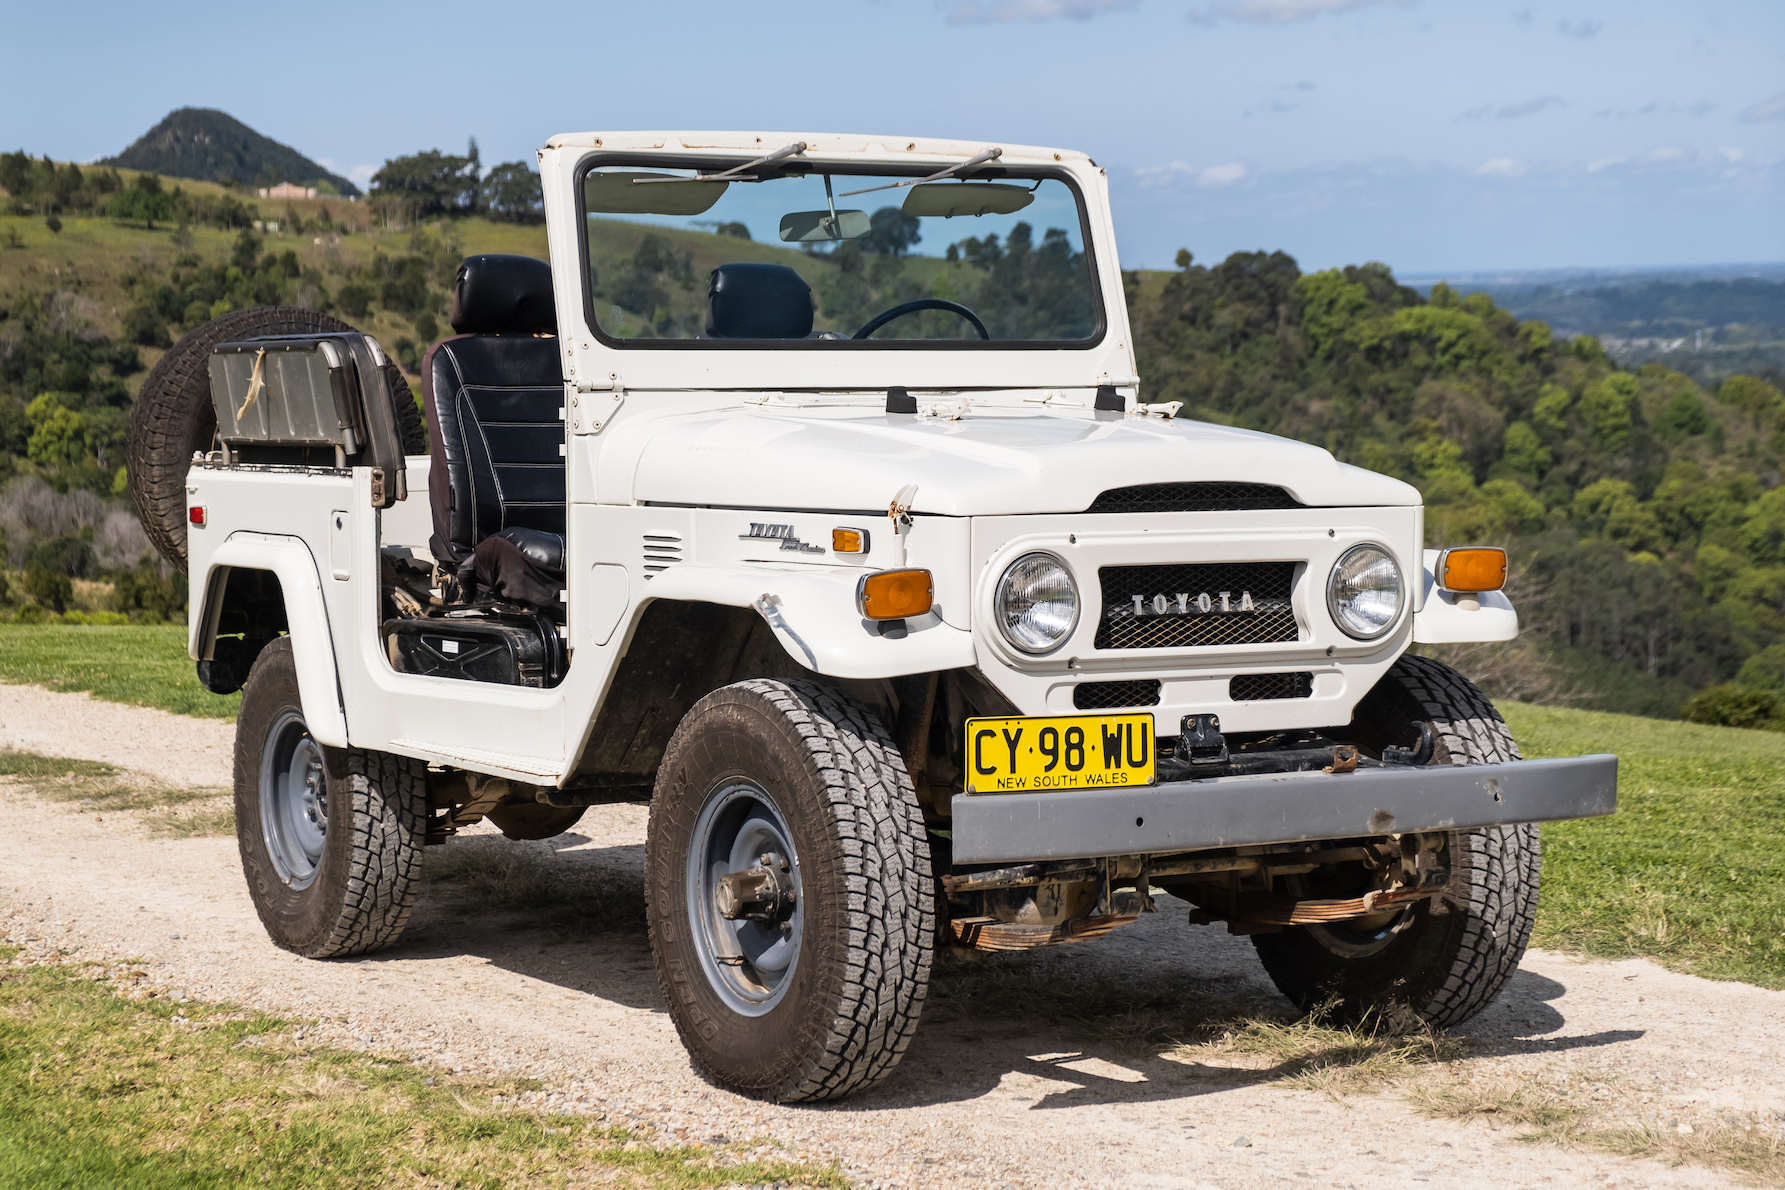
1475,157 -> 1528,178
1739,91 -> 1785,123
947,0 -> 1135,23
1188,0 -> 1411,24
1496,95 -> 1564,119
1244,99 -> 1306,117
1556,18 -> 1600,39
1135,160 -> 1195,179
1586,157 -> 1623,173
1133,160 -> 1248,187
1644,145 -> 1687,163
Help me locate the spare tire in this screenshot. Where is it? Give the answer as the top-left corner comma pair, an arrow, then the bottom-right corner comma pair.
127,307 -> 426,572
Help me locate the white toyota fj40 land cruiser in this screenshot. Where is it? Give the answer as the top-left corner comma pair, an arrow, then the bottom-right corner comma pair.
127,131 -> 1617,1103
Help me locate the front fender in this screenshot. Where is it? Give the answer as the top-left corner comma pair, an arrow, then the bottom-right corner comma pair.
190,532 -> 348,746
1411,548 -> 1519,644
640,565 -> 977,679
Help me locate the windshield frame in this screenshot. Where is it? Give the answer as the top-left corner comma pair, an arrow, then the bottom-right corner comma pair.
571,150 -> 1108,352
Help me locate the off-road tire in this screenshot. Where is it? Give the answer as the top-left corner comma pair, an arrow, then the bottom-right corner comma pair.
1251,654 -> 1540,1028
646,679 -> 934,1102
128,306 -> 425,571
234,637 -> 427,957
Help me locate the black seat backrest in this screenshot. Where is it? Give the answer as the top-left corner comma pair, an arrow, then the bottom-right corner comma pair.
706,263 -> 814,338
422,255 -> 564,568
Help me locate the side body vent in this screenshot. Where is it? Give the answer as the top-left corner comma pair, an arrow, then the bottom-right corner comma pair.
642,533 -> 683,578
1229,672 -> 1314,701
1086,483 -> 1301,514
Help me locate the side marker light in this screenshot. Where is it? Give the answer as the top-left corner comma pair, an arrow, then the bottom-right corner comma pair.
832,527 -> 870,554
1439,547 -> 1506,593
857,569 -> 933,621
189,506 -> 207,527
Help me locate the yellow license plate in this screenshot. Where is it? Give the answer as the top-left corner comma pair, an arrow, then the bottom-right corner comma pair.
964,713 -> 1156,793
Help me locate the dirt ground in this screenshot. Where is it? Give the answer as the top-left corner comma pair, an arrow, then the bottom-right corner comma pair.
3,683 -> 1782,1190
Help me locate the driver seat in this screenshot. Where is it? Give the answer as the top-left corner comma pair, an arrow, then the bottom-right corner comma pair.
706,263 -> 814,338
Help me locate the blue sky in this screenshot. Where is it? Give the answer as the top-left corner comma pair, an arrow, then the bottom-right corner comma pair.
3,0 -> 1780,273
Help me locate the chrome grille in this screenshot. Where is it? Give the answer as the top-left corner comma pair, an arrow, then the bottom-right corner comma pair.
1095,561 -> 1299,650
1086,483 -> 1301,514
642,533 -> 683,578
1230,672 -> 1313,701
1071,679 -> 1162,710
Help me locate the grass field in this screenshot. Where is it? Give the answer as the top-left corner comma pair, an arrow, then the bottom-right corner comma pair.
1504,702 -> 1785,989
0,623 -> 238,719
0,948 -> 840,1189
2,624 -> 1781,988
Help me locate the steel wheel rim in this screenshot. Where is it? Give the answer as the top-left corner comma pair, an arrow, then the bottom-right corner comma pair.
686,779 -> 804,1017
259,708 -> 327,889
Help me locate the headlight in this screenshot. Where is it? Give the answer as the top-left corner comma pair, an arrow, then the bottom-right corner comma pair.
994,552 -> 1078,653
1327,545 -> 1404,640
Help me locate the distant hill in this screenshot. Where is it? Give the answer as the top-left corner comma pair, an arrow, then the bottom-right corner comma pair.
101,109 -> 358,197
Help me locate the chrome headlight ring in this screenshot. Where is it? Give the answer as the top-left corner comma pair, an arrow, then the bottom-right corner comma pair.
1326,544 -> 1405,640
993,551 -> 1080,654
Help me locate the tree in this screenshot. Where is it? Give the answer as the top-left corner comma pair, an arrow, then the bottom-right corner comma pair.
479,162 -> 544,223
861,207 -> 920,257
370,150 -> 478,219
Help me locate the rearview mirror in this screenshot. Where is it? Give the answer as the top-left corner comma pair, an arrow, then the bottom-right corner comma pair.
778,209 -> 871,242
584,171 -> 728,216
901,183 -> 1034,219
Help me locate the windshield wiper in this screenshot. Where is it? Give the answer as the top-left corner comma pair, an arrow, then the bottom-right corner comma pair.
838,147 -> 1003,198
631,141 -> 808,185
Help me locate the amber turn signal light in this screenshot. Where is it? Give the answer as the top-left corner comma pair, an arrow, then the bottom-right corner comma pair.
1439,547 -> 1507,593
857,569 -> 933,620
832,527 -> 870,554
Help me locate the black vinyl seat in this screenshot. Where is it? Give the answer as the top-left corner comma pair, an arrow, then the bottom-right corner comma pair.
422,255 -> 566,605
705,263 -> 814,338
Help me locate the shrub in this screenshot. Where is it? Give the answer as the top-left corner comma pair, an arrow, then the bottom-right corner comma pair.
1680,684 -> 1783,732
335,282 -> 373,319
111,556 -> 186,621
21,562 -> 71,613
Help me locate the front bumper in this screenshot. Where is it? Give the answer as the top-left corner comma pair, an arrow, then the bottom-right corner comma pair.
948,754 -> 1617,863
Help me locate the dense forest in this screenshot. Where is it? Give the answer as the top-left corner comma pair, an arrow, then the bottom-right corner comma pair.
1125,251 -> 1785,721
4,143 -> 1785,727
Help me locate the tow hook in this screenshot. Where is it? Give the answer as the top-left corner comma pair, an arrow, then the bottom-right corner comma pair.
715,852 -> 798,924
1176,714 -> 1229,765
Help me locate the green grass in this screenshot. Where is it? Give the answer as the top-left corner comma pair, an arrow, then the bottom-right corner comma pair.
0,624 -> 238,719
0,948 -> 842,1189
1504,702 -> 1785,989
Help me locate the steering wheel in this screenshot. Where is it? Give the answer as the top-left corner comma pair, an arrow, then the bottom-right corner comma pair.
853,299 -> 989,341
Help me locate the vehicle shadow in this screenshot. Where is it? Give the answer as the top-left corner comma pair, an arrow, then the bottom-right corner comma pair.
378,825 -> 664,1012
363,821 -> 1648,1107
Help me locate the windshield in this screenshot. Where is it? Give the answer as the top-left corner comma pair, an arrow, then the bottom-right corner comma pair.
578,159 -> 1100,346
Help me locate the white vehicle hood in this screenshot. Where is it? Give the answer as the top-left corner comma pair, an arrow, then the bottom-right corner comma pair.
627,403 -> 1419,515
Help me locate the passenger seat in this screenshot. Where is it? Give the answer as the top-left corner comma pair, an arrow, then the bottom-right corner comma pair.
421,254 -> 566,605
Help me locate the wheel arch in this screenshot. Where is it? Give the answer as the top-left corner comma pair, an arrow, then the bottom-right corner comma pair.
191,533 -> 347,746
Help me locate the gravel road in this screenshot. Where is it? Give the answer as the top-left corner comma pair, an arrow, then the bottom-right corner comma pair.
3,684 -> 1781,1189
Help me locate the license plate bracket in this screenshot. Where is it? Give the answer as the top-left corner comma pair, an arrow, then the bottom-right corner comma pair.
964,713 -> 1156,794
